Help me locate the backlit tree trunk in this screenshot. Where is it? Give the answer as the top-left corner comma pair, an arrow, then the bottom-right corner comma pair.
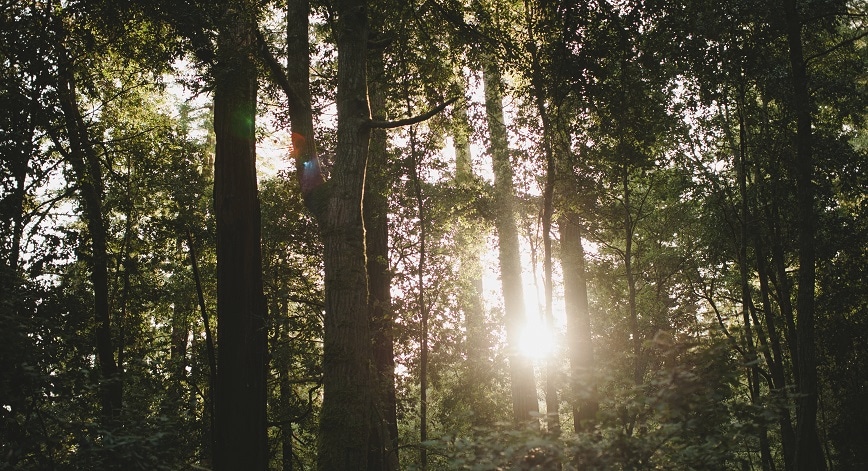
560,213 -> 597,432
481,55 -> 539,422
212,2 -> 268,468
366,41 -> 399,471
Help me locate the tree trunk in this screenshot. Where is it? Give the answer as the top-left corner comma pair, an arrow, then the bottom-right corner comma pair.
782,1 -> 825,469
622,164 -> 642,386
316,1 -> 374,468
452,94 -> 494,427
365,41 -> 400,471
527,37 -> 560,434
560,214 -> 598,432
481,55 -> 539,422
212,2 -> 268,468
408,128 -> 430,470
55,44 -> 122,425
735,100 -> 773,471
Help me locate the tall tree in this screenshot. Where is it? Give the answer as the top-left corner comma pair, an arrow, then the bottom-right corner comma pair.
782,0 -> 825,469
481,54 -> 539,422
211,1 -> 268,469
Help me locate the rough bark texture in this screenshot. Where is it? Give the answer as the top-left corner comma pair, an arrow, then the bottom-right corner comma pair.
316,1 -> 374,469
481,56 -> 539,422
212,3 -> 268,469
782,0 -> 825,469
365,42 -> 400,471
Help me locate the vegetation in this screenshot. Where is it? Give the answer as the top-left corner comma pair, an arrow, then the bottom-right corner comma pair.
1,0 -> 865,469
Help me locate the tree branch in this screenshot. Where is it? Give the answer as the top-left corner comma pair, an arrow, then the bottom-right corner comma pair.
254,28 -> 308,119
806,29 -> 868,65
365,97 -> 460,129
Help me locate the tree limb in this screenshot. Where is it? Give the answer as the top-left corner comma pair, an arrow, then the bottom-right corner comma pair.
365,97 -> 460,129
806,29 -> 868,65
254,28 -> 308,119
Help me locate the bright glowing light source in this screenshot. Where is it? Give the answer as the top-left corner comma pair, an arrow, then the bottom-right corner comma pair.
517,318 -> 555,360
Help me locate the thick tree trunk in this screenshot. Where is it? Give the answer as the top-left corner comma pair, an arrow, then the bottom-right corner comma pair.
481,56 -> 539,422
782,1 -> 825,469
365,43 -> 400,471
316,1 -> 374,469
212,3 -> 268,469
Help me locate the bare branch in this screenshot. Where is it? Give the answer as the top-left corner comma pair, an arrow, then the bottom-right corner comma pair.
365,97 -> 460,129
806,29 -> 868,64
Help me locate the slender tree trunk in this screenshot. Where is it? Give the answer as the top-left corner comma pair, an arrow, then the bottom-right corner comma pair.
212,3 -> 268,468
188,230 -> 216,459
622,164 -> 642,386
481,55 -> 539,422
452,95 -> 493,427
286,0 -> 319,187
752,169 -> 796,471
735,101 -> 773,471
279,305 -> 295,471
782,1 -> 825,469
408,128 -> 430,470
526,31 -> 560,434
55,44 -> 122,425
316,2 -> 374,468
559,213 -> 597,432
365,41 -> 399,471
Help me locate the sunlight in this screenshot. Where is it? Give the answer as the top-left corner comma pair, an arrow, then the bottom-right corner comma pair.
517,317 -> 555,360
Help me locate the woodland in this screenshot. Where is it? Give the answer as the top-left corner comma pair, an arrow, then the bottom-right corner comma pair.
1,0 -> 866,470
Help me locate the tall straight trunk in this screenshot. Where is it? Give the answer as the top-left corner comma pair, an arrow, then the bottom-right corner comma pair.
752,169 -> 796,471
526,31 -> 559,433
365,42 -> 399,471
735,102 -> 773,471
212,3 -> 268,469
621,164 -> 642,386
55,44 -> 122,424
481,55 -> 539,422
782,1 -> 825,469
409,129 -> 429,470
316,1 -> 374,468
452,96 -> 493,427
559,213 -> 597,432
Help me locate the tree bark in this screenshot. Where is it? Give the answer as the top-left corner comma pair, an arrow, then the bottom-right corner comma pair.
212,2 -> 268,468
316,1 -> 375,469
481,55 -> 539,422
365,41 -> 400,471
782,0 -> 826,469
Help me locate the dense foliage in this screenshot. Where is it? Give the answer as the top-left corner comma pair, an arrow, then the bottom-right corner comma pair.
1,0 -> 865,469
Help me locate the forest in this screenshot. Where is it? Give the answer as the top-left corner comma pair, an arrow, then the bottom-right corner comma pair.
1,0 -> 866,470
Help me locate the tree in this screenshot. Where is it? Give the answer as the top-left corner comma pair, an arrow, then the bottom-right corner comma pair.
211,1 -> 268,469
